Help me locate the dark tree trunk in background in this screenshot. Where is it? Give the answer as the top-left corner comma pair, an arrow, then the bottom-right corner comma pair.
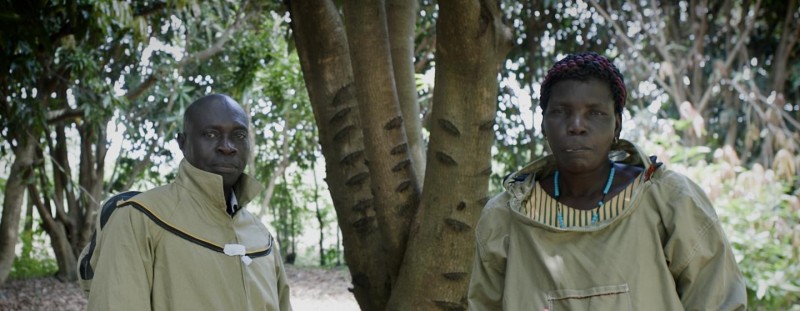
0,137 -> 36,284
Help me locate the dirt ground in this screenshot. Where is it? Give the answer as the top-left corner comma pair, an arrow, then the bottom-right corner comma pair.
0,265 -> 359,311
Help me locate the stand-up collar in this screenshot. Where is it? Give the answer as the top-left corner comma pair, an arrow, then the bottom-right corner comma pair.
176,159 -> 263,211
503,139 -> 653,201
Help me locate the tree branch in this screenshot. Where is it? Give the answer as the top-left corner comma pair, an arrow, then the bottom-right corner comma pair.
124,0 -> 252,102
696,0 -> 761,113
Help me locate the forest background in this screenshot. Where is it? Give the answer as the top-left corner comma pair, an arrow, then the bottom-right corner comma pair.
0,0 -> 798,310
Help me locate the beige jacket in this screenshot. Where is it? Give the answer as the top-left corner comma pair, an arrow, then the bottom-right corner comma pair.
81,160 -> 291,311
468,140 -> 746,310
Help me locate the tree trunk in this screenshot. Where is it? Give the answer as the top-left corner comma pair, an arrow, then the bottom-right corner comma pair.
342,0 -> 421,283
0,136 -> 36,284
288,1 -> 391,309
387,1 -> 511,309
259,118 -> 292,218
387,0 -> 426,184
28,179 -> 78,282
770,0 -> 799,95
76,122 -> 107,256
313,166 -> 325,266
290,0 -> 511,309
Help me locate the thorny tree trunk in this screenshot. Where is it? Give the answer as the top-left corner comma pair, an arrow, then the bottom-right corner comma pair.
388,1 -> 511,309
387,0 -> 426,184
0,136 -> 36,284
342,0 -> 421,284
287,2 -> 389,309
290,0 -> 511,309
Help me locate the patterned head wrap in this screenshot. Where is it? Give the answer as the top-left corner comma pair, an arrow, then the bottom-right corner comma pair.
539,52 -> 627,115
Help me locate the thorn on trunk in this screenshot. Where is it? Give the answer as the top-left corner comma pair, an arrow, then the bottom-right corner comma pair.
346,172 -> 369,186
438,118 -> 461,136
352,199 -> 371,212
334,125 -> 356,142
457,201 -> 466,210
390,143 -> 408,155
442,272 -> 468,281
384,116 -> 403,130
436,151 -> 458,166
444,218 -> 471,232
479,120 -> 495,131
332,83 -> 353,107
329,107 -> 352,124
432,300 -> 466,311
480,166 -> 492,176
395,180 -> 411,193
392,159 -> 411,172
340,150 -> 364,166
352,216 -> 375,235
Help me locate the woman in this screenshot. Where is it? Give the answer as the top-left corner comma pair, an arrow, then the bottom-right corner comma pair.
468,52 -> 746,310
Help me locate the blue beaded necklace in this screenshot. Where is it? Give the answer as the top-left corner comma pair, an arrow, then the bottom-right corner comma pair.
554,162 -> 616,228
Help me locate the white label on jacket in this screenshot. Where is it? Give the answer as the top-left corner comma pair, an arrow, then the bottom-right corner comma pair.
223,244 -> 246,256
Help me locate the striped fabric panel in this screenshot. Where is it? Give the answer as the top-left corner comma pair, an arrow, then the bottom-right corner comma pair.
524,173 -> 644,227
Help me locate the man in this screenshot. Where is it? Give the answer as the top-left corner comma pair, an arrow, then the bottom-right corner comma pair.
80,94 -> 292,310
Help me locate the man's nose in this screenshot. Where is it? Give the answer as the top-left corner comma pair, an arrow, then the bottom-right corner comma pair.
217,136 -> 238,154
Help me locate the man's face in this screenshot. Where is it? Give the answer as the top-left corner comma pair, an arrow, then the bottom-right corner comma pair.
542,78 -> 620,174
178,99 -> 250,189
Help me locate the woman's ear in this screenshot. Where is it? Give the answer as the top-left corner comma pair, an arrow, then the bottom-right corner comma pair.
540,121 -> 546,138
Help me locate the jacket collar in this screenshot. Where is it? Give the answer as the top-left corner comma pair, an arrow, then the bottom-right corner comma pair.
502,139 -> 655,203
176,159 -> 264,211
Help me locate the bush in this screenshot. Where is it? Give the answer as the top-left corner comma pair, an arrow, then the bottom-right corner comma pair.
632,116 -> 800,309
9,228 -> 58,280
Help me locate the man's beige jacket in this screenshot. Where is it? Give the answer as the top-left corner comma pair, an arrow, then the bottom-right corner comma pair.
80,160 -> 291,311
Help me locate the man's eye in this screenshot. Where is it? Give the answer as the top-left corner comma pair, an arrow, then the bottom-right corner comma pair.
235,132 -> 247,139
205,132 -> 217,138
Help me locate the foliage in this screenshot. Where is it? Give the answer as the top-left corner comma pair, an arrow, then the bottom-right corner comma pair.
629,109 -> 800,309
9,229 -> 57,280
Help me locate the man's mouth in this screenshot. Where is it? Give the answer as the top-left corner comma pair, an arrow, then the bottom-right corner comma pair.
212,164 -> 240,172
563,147 -> 591,153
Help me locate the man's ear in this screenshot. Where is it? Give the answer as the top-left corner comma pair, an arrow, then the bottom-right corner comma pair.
177,132 -> 186,150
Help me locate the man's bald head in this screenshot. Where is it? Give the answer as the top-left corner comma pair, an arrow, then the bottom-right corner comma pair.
178,94 -> 251,191
183,94 -> 247,132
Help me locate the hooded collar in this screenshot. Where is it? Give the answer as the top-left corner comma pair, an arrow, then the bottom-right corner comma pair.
502,139 -> 655,203
175,159 -> 263,211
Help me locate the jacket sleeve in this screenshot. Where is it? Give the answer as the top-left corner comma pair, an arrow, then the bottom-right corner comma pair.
273,245 -> 293,311
88,207 -> 155,310
468,198 -> 510,311
659,173 -> 747,311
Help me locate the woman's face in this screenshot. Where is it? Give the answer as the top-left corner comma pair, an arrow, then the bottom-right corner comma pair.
542,78 -> 620,174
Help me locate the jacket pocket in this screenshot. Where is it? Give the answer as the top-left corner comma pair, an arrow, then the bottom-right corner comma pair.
546,284 -> 631,311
